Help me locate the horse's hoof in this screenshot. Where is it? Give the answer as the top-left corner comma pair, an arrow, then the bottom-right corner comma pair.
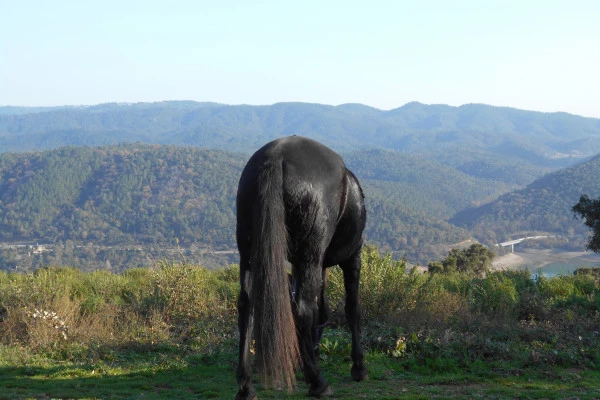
351,364 -> 368,381
235,388 -> 257,400
309,385 -> 333,398
309,376 -> 333,398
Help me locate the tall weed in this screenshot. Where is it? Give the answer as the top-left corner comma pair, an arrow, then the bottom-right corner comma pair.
0,262 -> 238,354
469,272 -> 520,318
328,245 -> 413,324
329,247 -> 467,326
1,249 -> 599,368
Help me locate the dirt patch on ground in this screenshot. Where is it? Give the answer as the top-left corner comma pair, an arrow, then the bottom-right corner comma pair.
491,252 -> 526,271
492,248 -> 600,274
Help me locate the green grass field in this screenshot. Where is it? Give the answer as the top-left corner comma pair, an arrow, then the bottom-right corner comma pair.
1,246 -> 599,399
2,343 -> 599,399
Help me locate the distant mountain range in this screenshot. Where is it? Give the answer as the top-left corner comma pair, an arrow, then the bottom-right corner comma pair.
1,101 -> 600,270
2,101 -> 599,170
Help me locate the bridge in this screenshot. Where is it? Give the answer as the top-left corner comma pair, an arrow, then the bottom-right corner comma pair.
496,235 -> 554,252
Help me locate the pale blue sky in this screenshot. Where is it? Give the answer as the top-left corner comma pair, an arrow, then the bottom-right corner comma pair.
1,0 -> 599,117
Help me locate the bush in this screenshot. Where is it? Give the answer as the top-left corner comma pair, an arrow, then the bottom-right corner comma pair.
574,267 -> 600,280
0,261 -> 238,353
415,275 -> 468,324
469,272 -> 520,318
1,247 -> 599,369
430,243 -> 496,276
328,244 -> 413,324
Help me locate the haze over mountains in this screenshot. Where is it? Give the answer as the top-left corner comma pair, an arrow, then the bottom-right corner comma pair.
2,101 -> 600,161
1,101 -> 600,271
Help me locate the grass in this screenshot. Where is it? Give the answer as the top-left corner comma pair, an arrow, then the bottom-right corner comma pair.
1,344 -> 599,399
1,246 -> 599,399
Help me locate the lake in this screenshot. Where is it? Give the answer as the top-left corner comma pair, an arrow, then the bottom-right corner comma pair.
493,248 -> 600,278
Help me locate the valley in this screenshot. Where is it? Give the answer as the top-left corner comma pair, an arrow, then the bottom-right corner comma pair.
2,101 -> 600,272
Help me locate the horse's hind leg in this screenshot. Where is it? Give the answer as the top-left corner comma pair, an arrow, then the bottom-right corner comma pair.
293,263 -> 332,397
340,249 -> 368,381
314,268 -> 330,352
236,253 -> 257,400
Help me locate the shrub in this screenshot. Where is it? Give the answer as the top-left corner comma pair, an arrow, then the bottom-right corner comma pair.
538,275 -> 578,303
214,264 -> 239,283
0,262 -> 238,353
1,246 -> 599,369
469,272 -> 520,318
146,260 -> 219,322
328,246 -> 470,327
574,267 -> 600,280
328,245 -> 412,324
415,275 -> 468,324
432,243 -> 496,276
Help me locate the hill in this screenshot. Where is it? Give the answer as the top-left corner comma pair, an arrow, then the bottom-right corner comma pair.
0,144 -> 501,271
0,144 -> 242,246
345,149 -> 512,217
451,154 -> 600,245
0,145 -> 245,270
3,101 -> 600,186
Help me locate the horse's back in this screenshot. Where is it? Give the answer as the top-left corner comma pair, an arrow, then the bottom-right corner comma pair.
243,135 -> 344,181
238,135 -> 345,209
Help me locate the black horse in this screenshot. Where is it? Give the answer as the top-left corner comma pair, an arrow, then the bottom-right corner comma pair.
235,136 -> 367,399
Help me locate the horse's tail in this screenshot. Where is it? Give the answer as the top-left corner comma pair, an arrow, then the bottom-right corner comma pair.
251,160 -> 299,389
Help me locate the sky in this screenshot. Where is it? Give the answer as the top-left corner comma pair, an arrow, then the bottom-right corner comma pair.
1,0 -> 599,118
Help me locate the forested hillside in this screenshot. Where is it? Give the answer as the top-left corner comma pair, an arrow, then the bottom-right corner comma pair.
345,150 -> 512,217
0,145 -> 244,270
451,154 -> 600,245
0,144 -> 481,271
0,145 -> 243,247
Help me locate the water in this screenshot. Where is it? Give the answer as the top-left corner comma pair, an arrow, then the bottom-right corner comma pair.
520,262 -> 594,278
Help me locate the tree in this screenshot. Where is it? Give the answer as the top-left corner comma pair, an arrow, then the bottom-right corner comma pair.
463,243 -> 496,276
573,194 -> 600,252
427,261 -> 444,274
429,243 -> 496,276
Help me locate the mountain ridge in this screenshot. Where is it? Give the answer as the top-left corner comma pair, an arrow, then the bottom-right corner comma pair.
2,101 -> 599,163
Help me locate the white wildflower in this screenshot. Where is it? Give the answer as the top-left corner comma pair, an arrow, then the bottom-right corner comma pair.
28,308 -> 69,340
